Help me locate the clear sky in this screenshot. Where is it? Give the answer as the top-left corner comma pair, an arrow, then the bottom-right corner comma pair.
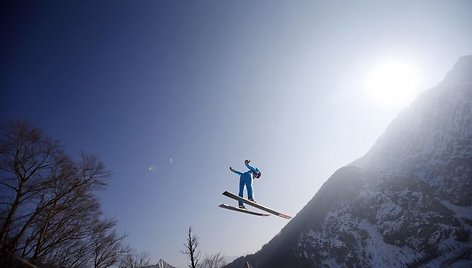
1,1 -> 472,266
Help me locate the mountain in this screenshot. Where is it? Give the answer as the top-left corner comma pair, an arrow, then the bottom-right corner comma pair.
144,259 -> 177,268
226,56 -> 472,267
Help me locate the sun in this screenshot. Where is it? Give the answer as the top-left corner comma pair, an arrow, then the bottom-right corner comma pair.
363,59 -> 423,109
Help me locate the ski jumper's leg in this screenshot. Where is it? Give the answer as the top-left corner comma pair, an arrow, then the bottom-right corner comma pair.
238,176 -> 245,207
246,176 -> 254,201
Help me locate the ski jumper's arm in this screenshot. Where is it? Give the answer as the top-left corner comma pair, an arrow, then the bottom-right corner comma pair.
229,167 -> 243,176
244,160 -> 260,173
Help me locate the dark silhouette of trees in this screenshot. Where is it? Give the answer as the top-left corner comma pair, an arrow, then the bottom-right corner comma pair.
182,227 -> 227,268
201,252 -> 226,268
119,249 -> 150,268
182,226 -> 200,268
0,121 -> 142,267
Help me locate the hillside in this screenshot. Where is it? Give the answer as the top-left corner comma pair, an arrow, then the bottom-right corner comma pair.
226,56 -> 472,267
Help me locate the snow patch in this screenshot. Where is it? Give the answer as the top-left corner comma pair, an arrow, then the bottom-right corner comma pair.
357,219 -> 422,266
441,200 -> 472,219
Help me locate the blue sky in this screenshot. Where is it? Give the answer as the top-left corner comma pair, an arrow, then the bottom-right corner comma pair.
2,1 -> 472,266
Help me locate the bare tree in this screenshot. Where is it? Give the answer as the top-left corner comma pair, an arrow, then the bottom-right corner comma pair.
182,226 -> 200,268
0,121 -> 62,252
89,218 -> 129,268
201,253 -> 226,268
119,249 -> 150,268
24,154 -> 109,264
0,121 -> 136,267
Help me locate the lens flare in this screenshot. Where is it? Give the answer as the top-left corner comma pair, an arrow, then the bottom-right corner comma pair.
363,60 -> 423,109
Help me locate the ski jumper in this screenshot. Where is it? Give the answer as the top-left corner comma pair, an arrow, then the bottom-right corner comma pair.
230,162 -> 260,207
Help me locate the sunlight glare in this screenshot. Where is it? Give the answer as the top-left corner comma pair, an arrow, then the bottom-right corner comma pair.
363,59 -> 423,109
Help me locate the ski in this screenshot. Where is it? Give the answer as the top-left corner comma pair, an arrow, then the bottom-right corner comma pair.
219,204 -> 270,217
222,191 -> 292,219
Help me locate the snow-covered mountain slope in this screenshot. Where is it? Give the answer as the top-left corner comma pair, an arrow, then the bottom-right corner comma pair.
226,56 -> 472,268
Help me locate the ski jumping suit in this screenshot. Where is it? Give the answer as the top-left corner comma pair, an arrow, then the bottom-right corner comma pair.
230,162 -> 260,207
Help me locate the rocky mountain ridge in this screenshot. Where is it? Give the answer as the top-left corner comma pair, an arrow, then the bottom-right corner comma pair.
226,56 -> 472,267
